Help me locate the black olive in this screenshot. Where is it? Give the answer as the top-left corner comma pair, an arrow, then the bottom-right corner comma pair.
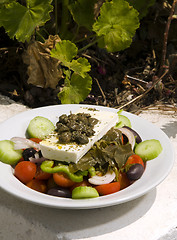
38,150 -> 43,158
47,187 -> 72,198
126,163 -> 144,180
59,131 -> 72,143
22,148 -> 37,161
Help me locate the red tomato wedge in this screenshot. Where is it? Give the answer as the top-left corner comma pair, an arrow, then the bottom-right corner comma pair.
53,172 -> 75,188
29,138 -> 42,143
119,172 -> 130,190
14,161 -> 37,184
26,179 -> 47,193
95,182 -> 120,196
35,165 -> 51,180
70,180 -> 91,192
125,154 -> 145,168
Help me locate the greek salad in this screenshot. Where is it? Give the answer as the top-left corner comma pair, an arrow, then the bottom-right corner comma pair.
0,109 -> 163,199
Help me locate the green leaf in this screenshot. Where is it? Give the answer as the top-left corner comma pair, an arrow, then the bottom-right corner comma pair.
69,58 -> 91,78
50,40 -> 91,78
69,0 -> 96,30
50,40 -> 78,63
0,0 -> 53,42
127,0 -> 156,19
0,0 -> 15,4
93,0 -> 140,52
58,73 -> 92,104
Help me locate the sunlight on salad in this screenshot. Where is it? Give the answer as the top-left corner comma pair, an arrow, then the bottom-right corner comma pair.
0,108 -> 163,199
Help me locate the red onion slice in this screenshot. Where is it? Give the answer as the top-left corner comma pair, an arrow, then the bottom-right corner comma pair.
88,171 -> 116,185
29,156 -> 46,164
10,137 -> 40,150
118,128 -> 135,149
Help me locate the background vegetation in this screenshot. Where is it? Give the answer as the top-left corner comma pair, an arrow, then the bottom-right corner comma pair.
0,0 -> 177,112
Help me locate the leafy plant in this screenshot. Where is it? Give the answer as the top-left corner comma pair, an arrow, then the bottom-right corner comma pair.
92,0 -> 140,52
50,40 -> 92,103
0,0 -> 53,42
127,0 -> 156,19
69,0 -> 97,31
0,0 -> 156,104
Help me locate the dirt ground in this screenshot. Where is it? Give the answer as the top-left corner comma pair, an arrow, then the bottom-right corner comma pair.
0,0 -> 177,114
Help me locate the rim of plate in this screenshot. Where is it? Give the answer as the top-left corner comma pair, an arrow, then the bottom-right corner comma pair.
0,104 -> 175,209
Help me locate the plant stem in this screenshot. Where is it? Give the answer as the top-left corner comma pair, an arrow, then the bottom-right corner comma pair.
60,0 -> 69,38
117,70 -> 169,110
159,0 -> 177,75
55,0 -> 58,34
36,31 -> 46,42
72,25 -> 80,42
74,34 -> 97,44
78,36 -> 103,53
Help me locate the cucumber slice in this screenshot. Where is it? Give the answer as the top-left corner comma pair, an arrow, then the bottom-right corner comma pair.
72,186 -> 99,199
135,139 -> 163,161
115,115 -> 132,128
0,140 -> 22,165
27,116 -> 55,140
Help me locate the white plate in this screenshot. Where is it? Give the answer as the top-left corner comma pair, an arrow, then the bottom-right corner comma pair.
0,104 -> 174,209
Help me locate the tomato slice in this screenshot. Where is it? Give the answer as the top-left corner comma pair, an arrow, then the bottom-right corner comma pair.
95,182 -> 120,196
70,180 -> 91,192
35,165 -> 51,180
125,154 -> 145,168
14,161 -> 37,184
26,179 -> 47,193
29,138 -> 42,143
53,172 -> 75,188
119,172 -> 130,190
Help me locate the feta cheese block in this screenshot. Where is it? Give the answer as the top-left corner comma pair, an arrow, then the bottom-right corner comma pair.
39,107 -> 118,163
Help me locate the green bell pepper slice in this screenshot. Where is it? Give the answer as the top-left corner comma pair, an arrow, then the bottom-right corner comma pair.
88,166 -> 96,177
40,160 -> 83,182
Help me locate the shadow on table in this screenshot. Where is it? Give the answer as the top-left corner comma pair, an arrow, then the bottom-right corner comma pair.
161,120 -> 177,139
0,187 -> 156,239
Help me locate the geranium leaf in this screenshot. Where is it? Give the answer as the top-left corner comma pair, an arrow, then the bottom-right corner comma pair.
69,0 -> 96,30
127,0 -> 156,19
69,58 -> 91,78
0,0 -> 53,42
0,0 -> 15,4
58,73 -> 92,104
51,40 -> 91,78
93,0 -> 139,52
50,40 -> 78,63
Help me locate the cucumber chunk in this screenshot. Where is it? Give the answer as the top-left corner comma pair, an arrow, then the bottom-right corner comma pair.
115,115 -> 132,128
0,140 -> 22,165
72,186 -> 99,199
27,116 -> 55,140
135,139 -> 162,161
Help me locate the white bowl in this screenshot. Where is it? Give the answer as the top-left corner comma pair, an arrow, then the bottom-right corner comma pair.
0,104 -> 174,209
